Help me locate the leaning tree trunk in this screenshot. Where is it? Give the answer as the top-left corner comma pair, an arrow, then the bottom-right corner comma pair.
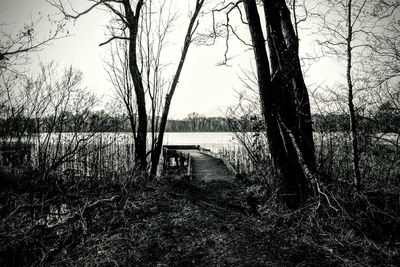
243,0 -> 316,208
149,0 -> 204,177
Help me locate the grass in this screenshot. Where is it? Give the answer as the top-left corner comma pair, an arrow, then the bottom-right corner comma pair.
1,132 -> 400,266
1,171 -> 400,266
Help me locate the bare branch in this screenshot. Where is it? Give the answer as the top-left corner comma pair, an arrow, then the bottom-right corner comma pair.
99,35 -> 130,46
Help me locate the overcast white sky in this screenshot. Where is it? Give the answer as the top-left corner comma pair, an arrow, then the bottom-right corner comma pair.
1,0 -> 343,119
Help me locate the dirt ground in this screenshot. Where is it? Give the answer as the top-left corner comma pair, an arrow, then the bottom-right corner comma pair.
1,176 -> 399,266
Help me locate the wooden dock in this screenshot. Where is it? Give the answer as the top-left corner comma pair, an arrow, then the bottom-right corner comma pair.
162,145 -> 236,181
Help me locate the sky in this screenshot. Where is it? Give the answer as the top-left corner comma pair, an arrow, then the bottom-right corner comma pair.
0,0 -> 343,119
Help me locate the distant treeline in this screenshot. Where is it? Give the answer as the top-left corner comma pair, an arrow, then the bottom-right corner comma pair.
1,108 -> 399,135
313,112 -> 400,133
0,111 -> 230,135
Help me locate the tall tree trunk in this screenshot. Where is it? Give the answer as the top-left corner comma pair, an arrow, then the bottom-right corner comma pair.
276,0 -> 316,171
124,0 -> 148,173
346,0 -> 361,191
243,0 -> 315,208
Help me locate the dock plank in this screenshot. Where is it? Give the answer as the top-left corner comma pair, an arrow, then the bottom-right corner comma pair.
177,149 -> 233,181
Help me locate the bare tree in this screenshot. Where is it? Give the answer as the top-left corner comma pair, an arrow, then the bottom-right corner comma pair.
251,0 -> 318,207
313,0 -> 382,191
211,0 -> 317,208
0,15 -> 66,142
0,17 -> 65,71
105,39 -> 138,146
145,0 -> 205,176
0,61 -> 101,178
369,1 -> 400,85
226,81 -> 271,179
51,0 -> 205,177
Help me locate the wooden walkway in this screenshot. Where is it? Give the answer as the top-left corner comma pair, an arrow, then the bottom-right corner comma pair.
177,149 -> 232,181
162,145 -> 235,181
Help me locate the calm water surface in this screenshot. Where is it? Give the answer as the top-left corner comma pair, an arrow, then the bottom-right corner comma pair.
33,132 -> 241,152
163,132 -> 238,147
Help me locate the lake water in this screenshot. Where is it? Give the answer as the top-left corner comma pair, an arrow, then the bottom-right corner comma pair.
13,131 -> 399,149
162,132 -> 238,148
69,132 -> 242,152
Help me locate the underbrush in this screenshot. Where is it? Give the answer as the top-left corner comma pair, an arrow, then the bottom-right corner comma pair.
262,133 -> 400,265
239,136 -> 400,266
0,169 -> 142,266
1,145 -> 400,266
258,199 -> 400,266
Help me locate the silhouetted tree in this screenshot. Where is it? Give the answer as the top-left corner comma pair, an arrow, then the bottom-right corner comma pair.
51,0 -> 205,176
242,0 -> 317,208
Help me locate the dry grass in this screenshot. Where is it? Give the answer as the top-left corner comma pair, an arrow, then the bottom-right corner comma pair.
1,173 -> 400,266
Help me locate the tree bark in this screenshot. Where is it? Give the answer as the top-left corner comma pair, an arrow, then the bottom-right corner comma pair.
276,0 -> 316,171
243,0 -> 316,208
123,0 -> 148,173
